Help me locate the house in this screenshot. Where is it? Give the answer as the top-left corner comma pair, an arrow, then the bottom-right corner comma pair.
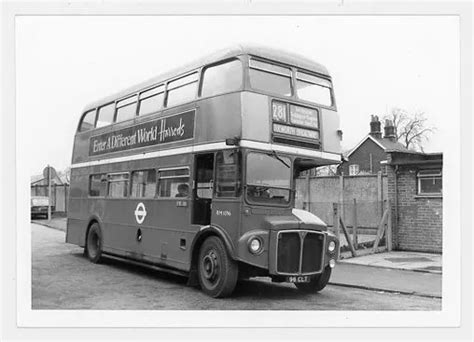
338,115 -> 409,175
31,168 -> 69,212
385,150 -> 443,253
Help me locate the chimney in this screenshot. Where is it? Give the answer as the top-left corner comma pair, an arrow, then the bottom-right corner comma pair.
369,115 -> 382,139
384,119 -> 397,142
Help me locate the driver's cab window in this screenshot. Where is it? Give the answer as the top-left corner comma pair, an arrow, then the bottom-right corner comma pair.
215,150 -> 241,197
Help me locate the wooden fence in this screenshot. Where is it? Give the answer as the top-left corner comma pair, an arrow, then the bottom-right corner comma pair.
332,199 -> 392,258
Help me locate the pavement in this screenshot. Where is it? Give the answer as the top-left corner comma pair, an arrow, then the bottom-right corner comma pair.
32,217 -> 442,298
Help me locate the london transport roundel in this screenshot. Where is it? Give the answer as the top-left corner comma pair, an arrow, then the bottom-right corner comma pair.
134,202 -> 147,224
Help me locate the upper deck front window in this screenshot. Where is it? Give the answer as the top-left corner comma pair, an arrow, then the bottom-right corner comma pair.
201,59 -> 243,97
249,58 -> 292,97
296,71 -> 333,107
79,109 -> 96,132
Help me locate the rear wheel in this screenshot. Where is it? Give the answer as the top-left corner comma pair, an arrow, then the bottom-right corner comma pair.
198,236 -> 238,298
85,223 -> 103,263
295,266 -> 332,293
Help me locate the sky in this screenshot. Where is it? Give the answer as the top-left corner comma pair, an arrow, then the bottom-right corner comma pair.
16,16 -> 459,175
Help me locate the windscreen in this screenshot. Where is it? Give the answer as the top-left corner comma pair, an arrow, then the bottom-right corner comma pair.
246,152 -> 291,205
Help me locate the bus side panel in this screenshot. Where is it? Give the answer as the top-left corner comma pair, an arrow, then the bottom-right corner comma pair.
195,93 -> 242,144
99,198 -> 193,272
66,168 -> 91,246
240,92 -> 271,143
320,107 -> 341,154
139,199 -> 194,271
210,199 -> 241,253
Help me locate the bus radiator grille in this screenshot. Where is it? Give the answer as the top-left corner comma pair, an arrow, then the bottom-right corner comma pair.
277,231 -> 324,274
301,232 -> 324,273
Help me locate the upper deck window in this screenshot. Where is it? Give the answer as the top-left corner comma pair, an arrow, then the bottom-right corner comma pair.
116,95 -> 137,122
79,109 -> 96,132
166,73 -> 198,108
96,103 -> 115,128
296,71 -> 333,107
201,59 -> 243,97
139,85 -> 164,116
249,58 -> 292,97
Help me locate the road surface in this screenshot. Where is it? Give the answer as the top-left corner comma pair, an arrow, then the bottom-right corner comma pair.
32,223 -> 441,310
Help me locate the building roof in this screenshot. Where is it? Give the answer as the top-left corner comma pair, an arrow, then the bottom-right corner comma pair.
83,44 -> 331,112
346,134 -> 409,157
372,136 -> 409,152
387,151 -> 443,166
31,173 -> 68,185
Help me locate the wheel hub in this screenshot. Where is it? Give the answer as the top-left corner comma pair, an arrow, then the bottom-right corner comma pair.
202,251 -> 218,280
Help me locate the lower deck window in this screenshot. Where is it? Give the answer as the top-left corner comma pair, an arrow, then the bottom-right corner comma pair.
131,170 -> 157,198
158,168 -> 190,198
417,169 -> 442,195
108,173 -> 129,198
89,174 -> 107,197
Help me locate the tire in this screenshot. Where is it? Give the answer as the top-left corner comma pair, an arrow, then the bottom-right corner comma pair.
85,223 -> 103,263
295,266 -> 332,293
198,236 -> 238,298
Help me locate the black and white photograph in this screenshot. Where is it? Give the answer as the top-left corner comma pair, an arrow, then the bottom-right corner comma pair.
1,1 -> 472,341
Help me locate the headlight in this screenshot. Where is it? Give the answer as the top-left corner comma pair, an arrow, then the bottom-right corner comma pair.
248,237 -> 262,254
328,240 -> 336,253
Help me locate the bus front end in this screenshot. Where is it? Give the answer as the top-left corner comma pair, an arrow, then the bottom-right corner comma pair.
235,53 -> 342,291
234,147 -> 339,292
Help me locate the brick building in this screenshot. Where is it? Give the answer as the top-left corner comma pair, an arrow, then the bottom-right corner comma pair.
338,115 -> 409,175
385,151 -> 443,253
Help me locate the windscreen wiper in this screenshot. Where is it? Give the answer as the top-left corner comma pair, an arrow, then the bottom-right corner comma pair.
270,150 -> 290,168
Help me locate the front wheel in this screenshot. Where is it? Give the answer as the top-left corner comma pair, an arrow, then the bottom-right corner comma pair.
295,266 -> 332,293
198,236 -> 238,298
85,223 -> 103,263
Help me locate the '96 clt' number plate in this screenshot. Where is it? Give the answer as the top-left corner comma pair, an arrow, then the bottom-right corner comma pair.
286,276 -> 310,283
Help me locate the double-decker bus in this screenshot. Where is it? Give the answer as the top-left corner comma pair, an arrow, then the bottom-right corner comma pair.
67,45 -> 341,298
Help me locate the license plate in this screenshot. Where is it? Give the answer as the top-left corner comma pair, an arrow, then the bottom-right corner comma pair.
286,276 -> 310,283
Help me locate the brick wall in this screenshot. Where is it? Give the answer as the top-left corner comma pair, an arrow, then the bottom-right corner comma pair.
387,164 -> 442,253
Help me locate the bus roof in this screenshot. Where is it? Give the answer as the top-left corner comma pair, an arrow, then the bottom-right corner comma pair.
83,44 -> 330,112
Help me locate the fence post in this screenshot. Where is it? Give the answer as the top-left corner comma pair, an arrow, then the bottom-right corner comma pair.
352,198 -> 358,248
305,172 -> 311,212
386,199 -> 392,251
339,173 -> 344,223
47,165 -> 52,221
339,216 -> 357,257
377,171 -> 383,219
66,185 -> 69,214
332,203 -> 341,259
373,199 -> 388,251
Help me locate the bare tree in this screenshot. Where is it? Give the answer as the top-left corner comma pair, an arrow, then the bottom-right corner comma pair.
384,107 -> 436,151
